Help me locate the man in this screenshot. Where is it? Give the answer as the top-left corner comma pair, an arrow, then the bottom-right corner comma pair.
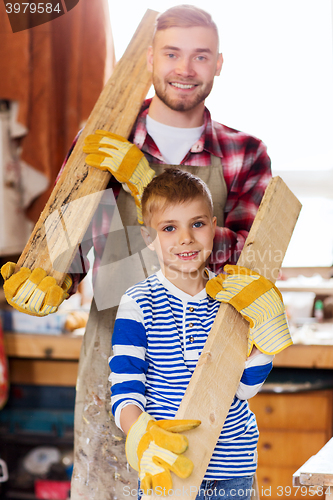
2,6 -> 272,499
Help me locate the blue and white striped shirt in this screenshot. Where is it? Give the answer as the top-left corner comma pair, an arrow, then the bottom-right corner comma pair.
110,270 -> 273,479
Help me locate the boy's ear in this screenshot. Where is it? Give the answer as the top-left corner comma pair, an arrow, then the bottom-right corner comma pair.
212,216 -> 217,235
141,226 -> 155,250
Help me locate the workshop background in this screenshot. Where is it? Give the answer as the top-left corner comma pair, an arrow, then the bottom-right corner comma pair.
0,0 -> 333,499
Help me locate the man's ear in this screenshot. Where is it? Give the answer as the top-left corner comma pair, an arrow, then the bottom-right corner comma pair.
215,53 -> 223,77
141,226 -> 155,250
147,45 -> 154,73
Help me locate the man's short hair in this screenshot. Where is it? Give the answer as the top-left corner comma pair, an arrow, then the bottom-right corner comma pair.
154,5 -> 219,42
141,167 -> 214,226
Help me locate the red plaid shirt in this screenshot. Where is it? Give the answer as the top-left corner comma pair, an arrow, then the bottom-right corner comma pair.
60,99 -> 271,293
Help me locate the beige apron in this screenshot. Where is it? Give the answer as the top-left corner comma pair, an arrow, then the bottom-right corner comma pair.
71,156 -> 227,500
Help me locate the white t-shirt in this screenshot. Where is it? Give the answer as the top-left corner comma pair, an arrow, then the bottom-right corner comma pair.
146,114 -> 204,165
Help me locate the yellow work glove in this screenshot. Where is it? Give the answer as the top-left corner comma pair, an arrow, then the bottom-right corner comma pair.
206,265 -> 292,356
83,130 -> 155,224
1,262 -> 72,317
125,412 -> 200,496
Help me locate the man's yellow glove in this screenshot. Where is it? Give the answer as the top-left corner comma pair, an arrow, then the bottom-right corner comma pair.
125,412 -> 200,495
83,131 -> 155,224
1,262 -> 72,316
206,265 -> 292,356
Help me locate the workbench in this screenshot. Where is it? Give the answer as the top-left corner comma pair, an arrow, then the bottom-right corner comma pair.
293,438 -> 333,499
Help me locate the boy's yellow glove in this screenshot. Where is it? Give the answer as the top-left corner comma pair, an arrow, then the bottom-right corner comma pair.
1,262 -> 72,316
206,265 -> 292,356
83,130 -> 155,224
125,412 -> 200,495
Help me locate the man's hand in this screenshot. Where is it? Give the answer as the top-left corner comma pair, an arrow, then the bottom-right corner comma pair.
125,412 -> 200,495
1,262 -> 72,316
83,130 -> 155,224
206,265 -> 292,355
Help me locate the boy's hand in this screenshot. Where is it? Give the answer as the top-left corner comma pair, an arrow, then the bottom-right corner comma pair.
206,265 -> 292,356
83,130 -> 155,224
125,412 -> 200,495
1,262 -> 72,316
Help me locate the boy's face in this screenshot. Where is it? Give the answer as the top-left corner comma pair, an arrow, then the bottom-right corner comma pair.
142,196 -> 216,283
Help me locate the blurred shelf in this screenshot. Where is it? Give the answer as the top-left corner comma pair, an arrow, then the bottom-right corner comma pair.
4,332 -> 82,386
4,331 -> 333,386
4,332 -> 82,359
275,344 -> 333,369
277,281 -> 333,295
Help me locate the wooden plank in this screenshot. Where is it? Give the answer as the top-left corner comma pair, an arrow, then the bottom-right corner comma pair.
236,176 -> 302,281
146,177 -> 301,499
4,332 -> 82,359
15,9 -> 158,285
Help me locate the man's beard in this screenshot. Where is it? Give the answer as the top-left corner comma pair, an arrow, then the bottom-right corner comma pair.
153,75 -> 213,112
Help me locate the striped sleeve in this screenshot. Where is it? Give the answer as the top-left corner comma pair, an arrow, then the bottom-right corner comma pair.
235,351 -> 273,400
109,294 -> 148,429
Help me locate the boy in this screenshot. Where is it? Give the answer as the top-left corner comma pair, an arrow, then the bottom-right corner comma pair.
109,168 -> 289,499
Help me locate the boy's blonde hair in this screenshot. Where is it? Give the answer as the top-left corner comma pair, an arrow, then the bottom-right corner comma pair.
141,167 -> 214,227
154,5 -> 219,41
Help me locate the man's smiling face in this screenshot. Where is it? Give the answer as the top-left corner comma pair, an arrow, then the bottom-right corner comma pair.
147,26 -> 223,114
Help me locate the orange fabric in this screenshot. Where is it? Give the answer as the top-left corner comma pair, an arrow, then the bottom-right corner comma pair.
0,0 -> 115,222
